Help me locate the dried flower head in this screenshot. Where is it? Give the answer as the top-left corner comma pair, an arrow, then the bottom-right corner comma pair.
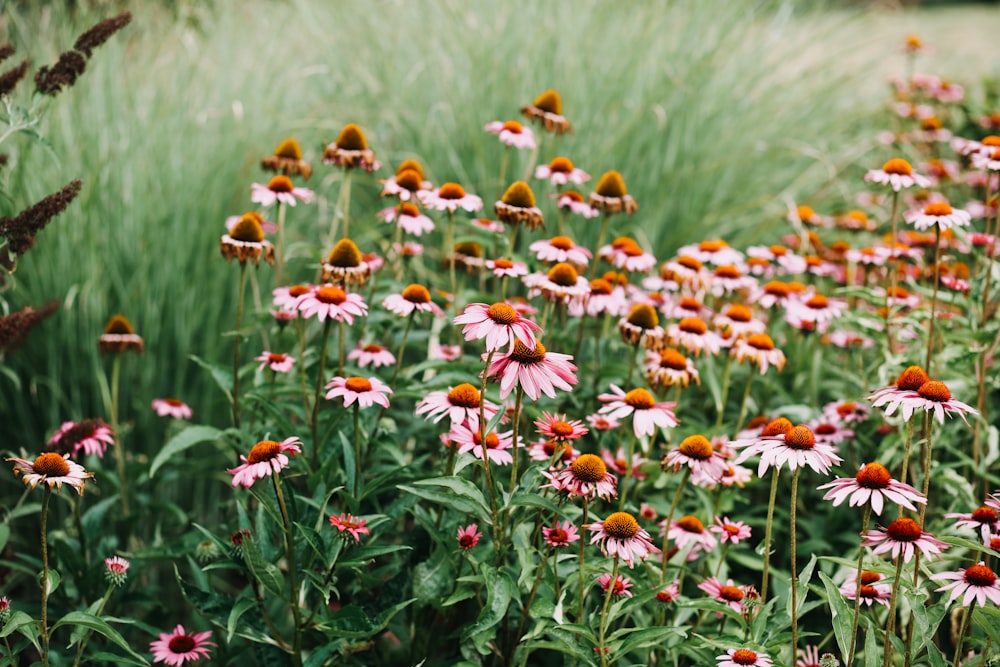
0,180 -> 82,258
589,170 -> 638,215
98,314 -> 144,354
323,123 -> 378,171
521,89 -> 573,134
0,300 -> 59,353
322,238 -> 372,285
0,59 -> 29,97
34,51 -> 86,96
221,212 -> 275,265
261,137 -> 312,179
495,181 -> 544,230
73,12 -> 132,58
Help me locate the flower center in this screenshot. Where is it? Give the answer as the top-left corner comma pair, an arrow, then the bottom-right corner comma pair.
678,317 -> 708,335
921,116 -> 943,131
286,284 -> 310,298
714,264 -> 742,279
472,432 -> 500,449
626,303 -> 659,329
570,453 -> 608,483
549,236 -> 574,250
231,212 -> 265,242
168,635 -> 197,653
887,286 -> 909,299
487,302 -> 518,324
761,417 -> 794,437
764,281 -> 790,297
720,585 -> 744,602
532,89 -> 563,115
896,366 -> 930,391
562,190 -> 585,202
267,353 -> 287,364
509,339 -> 547,364
548,528 -> 567,542
784,426 -> 815,449
551,421 -> 574,437
746,333 -> 775,351
502,181 -> 536,208
725,305 -> 752,322
814,423 -> 836,435
447,383 -> 481,408
882,158 -> 913,175
837,402 -> 857,417
327,238 -> 362,267
33,453 -> 69,477
603,511 -> 640,539
439,182 -> 467,199
806,294 -> 829,309
859,571 -> 882,585
345,377 -> 373,393
624,388 -> 656,410
924,201 -> 953,216
886,517 -> 921,542
965,564 -> 997,587
548,262 -> 579,286
731,650 -> 759,666
396,158 -> 426,179
104,314 -> 135,335
401,284 -> 431,303
493,259 -> 514,269
268,175 -> 293,193
595,170 -> 627,198
335,123 -> 368,150
589,278 -> 613,295
501,120 -> 523,134
395,170 -> 424,195
859,585 -> 880,599
971,506 -> 998,523
274,137 -> 303,159
678,435 -> 713,460
917,381 -> 951,402
856,462 -> 891,488
676,515 -> 704,533
658,348 -> 689,370
549,156 -> 574,172
316,286 -> 347,305
247,440 -> 281,464
983,136 -> 1000,147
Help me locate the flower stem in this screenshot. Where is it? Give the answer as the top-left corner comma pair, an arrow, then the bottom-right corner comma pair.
338,170 -> 353,241
109,353 -> 129,517
981,173 -> 998,328
39,487 -> 51,667
846,504 -> 873,667
625,342 -> 640,387
926,226 -> 941,373
390,312 -> 415,390
577,497 -> 589,622
232,261 -> 249,430
734,370 -> 755,434
716,355 -> 733,427
618,430 -> 637,510
918,412 -> 933,528
272,474 -> 304,667
597,557 -> 620,667
952,601 -> 975,667
508,386 -> 525,495
589,214 -> 610,280
72,584 -> 115,667
352,404 -> 362,497
275,200 -> 287,287
659,468 -> 690,584
789,468 -> 800,665
884,190 -> 901,352
310,319 -> 333,462
514,546 -> 552,648
445,210 -> 457,317
760,469 -> 781,603
882,554 -> 906,667
498,146 -> 510,201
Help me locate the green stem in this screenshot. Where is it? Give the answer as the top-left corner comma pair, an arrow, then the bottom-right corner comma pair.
275,200 -> 287,286
597,557 -> 620,667
272,474 -> 303,667
446,210 -> 457,317
846,505 -> 873,667
337,319 -> 346,376
734,371 -> 755,434
926,227 -> 941,373
577,497 -> 589,622
39,487 -> 51,667
72,584 -> 115,667
390,312 -> 415,390
885,190 -> 901,352
952,600 -> 975,667
109,354 -> 129,517
353,404 -> 362,497
618,430 -> 637,510
625,343 -> 640,387
339,170 -> 353,241
514,546 -> 552,649
232,261 -> 249,430
508,386 -> 525,495
981,172 -> 998,328
659,468 -> 690,584
716,355 -> 733,427
918,412 -> 933,529
478,350 -> 501,552
882,555 -> 906,667
790,468 -> 800,665
588,214 -> 610,280
760,469 -> 781,603
310,319 -> 333,462
498,146 -> 510,201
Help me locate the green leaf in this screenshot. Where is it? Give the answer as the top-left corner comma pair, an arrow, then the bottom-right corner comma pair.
974,606 -> 1000,645
149,425 -> 222,478
326,599 -> 414,639
0,611 -> 40,652
0,524 -> 10,553
242,536 -> 286,599
189,354 -> 234,402
227,596 -> 256,643
464,563 -> 516,655
51,611 -> 150,664
819,572 -> 853,663
412,550 -> 453,607
616,626 -> 686,655
88,651 -> 150,666
400,476 -> 492,526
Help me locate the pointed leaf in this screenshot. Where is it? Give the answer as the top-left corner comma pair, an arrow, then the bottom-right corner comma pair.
150,425 -> 222,477
51,611 -> 150,664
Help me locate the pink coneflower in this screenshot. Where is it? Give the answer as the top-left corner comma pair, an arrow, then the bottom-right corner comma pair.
863,517 -> 948,562
379,165 -> 431,201
707,264 -> 758,297
585,412 -> 621,431
666,317 -> 724,357
710,516 -> 752,544
418,182 -> 483,213
640,503 -> 658,521
570,278 -> 629,318
104,555 -> 130,586
392,240 -> 424,257
945,496 -> 1000,541
485,258 -> 528,279
255,351 -> 295,374
523,263 -> 590,304
430,344 -> 462,362
731,334 -> 786,375
325,376 -> 392,409
713,304 -> 766,339
151,398 -> 193,420
699,577 -> 751,613
662,435 -> 728,481
797,645 -> 822,667
450,422 -> 516,466
225,212 -> 277,235
329,513 -> 370,542
530,235 -> 592,267
717,649 -> 772,667
454,302 -> 541,352
556,190 -> 599,218
487,338 -> 577,401
535,156 -> 590,186
543,520 -> 580,547
150,624 -> 215,666
840,570 -> 891,607
378,202 -> 435,236
662,515 -> 718,559
601,447 -> 647,480
227,437 -> 302,488
271,283 -> 313,312
599,238 -> 657,273
7,453 -> 92,495
818,462 -> 925,516
347,342 -> 396,369
534,411 -> 588,442
823,400 -> 870,425
904,200 -> 971,231
972,148 -> 1000,172
456,524 -> 482,550
864,158 -> 931,192
587,511 -> 660,568
296,284 -> 368,324
597,572 -> 633,598
871,373 -> 976,425
808,420 -> 855,447
784,291 -> 847,325
250,175 -> 314,207
416,384 -> 498,430
645,348 -> 700,390
542,453 -> 618,500
47,419 -> 115,458
675,239 -> 745,267
736,424 -> 842,477
597,385 -> 678,438
933,562 -> 1000,607
527,438 -> 578,464
656,581 -> 681,603
484,119 -> 536,149
382,284 -> 445,318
